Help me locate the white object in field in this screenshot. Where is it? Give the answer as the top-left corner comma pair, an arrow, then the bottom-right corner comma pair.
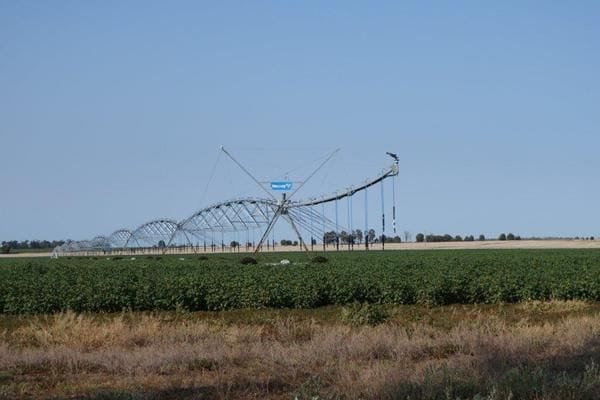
280,259 -> 290,265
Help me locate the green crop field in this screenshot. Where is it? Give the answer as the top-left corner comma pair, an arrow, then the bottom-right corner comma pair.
1,249 -> 599,314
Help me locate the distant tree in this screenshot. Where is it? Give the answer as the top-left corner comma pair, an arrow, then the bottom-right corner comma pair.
0,243 -> 10,254
280,239 -> 293,246
416,233 -> 425,243
348,232 -> 356,245
507,233 -> 515,240
367,229 -> 376,243
384,235 -> 401,243
515,236 -> 522,240
591,236 -> 595,241
454,235 -> 463,242
158,240 -> 166,248
498,233 -> 507,241
478,234 -> 485,241
323,231 -> 337,245
339,230 -> 349,244
403,231 -> 412,242
353,229 -> 363,244
464,235 -> 474,242
230,241 -> 239,248
293,240 -> 299,246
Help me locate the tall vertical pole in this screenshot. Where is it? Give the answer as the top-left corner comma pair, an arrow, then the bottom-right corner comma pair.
350,195 -> 354,250
347,194 -> 351,250
392,175 -> 397,234
322,203 -> 326,252
364,187 -> 369,250
381,180 -> 385,250
310,204 -> 314,251
335,198 -> 339,251
266,206 -> 270,252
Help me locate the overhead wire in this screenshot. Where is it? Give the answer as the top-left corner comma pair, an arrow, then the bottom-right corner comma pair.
199,150 -> 222,208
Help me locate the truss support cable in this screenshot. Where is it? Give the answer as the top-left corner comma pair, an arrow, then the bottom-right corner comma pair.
220,146 -> 276,201
288,148 -> 340,199
200,150 -> 222,208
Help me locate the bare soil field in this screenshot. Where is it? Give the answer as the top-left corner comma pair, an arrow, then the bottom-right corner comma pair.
1,302 -> 599,399
2,239 -> 600,258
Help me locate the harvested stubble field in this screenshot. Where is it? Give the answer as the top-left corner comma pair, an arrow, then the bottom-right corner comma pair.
0,250 -> 599,399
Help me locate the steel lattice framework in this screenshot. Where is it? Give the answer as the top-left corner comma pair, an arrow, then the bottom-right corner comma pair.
54,150 -> 399,255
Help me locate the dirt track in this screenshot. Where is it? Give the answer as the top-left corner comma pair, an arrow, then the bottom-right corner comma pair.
1,239 -> 599,258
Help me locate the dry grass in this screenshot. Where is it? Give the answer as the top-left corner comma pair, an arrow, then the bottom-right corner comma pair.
0,302 -> 599,399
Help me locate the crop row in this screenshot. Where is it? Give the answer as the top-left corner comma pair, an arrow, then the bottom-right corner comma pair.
0,250 -> 599,314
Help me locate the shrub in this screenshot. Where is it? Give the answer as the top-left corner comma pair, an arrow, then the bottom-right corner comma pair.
341,303 -> 389,326
240,257 -> 257,265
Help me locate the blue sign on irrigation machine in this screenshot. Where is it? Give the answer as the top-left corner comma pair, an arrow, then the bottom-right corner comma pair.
271,181 -> 293,191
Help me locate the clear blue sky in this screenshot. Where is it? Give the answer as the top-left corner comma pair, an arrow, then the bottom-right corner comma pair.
1,1 -> 599,241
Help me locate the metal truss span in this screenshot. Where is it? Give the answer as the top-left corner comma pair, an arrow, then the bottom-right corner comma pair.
180,198 -> 277,235
53,198 -> 280,255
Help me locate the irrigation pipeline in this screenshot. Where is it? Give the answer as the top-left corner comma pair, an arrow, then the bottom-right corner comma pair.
54,153 -> 399,255
292,161 -> 398,207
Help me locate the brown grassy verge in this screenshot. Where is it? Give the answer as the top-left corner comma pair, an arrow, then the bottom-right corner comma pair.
1,301 -> 599,400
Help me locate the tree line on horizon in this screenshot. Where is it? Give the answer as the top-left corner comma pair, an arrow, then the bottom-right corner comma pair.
415,233 -> 523,243
1,240 -> 66,254
2,232 -> 596,254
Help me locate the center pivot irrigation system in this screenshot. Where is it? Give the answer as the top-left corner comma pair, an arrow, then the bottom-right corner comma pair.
54,148 -> 399,256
